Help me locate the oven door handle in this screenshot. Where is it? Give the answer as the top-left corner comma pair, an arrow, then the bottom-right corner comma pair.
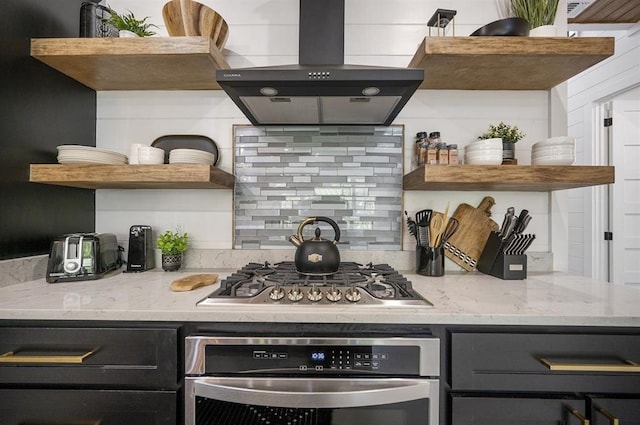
193,377 -> 439,409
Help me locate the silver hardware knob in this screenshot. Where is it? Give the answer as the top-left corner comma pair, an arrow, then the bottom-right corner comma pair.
307,284 -> 323,302
287,284 -> 304,302
269,284 -> 285,301
345,285 -> 361,302
326,284 -> 342,302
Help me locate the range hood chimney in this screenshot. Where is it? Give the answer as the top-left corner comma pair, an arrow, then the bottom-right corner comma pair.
216,0 -> 424,126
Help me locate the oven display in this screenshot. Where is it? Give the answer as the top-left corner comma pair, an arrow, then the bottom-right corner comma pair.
311,351 -> 325,361
204,345 -> 420,375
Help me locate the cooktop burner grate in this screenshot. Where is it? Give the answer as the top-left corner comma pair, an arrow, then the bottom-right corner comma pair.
197,262 -> 432,307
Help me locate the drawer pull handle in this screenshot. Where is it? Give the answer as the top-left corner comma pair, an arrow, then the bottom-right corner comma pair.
0,348 -> 98,364
540,358 -> 640,373
567,406 -> 590,425
595,406 -> 620,425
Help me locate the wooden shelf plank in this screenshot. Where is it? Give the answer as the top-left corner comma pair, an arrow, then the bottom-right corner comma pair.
403,165 -> 615,191
30,164 -> 235,189
408,36 -> 614,90
30,37 -> 230,90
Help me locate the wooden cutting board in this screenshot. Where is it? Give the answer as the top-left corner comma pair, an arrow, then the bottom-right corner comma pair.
170,273 -> 219,292
443,196 -> 499,271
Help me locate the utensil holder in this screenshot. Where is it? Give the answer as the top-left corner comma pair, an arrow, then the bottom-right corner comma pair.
477,231 -> 527,280
416,246 -> 445,277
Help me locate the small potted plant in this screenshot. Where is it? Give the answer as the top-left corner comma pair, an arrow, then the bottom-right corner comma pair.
479,121 -> 525,163
157,230 -> 189,271
509,0 -> 560,36
103,5 -> 158,37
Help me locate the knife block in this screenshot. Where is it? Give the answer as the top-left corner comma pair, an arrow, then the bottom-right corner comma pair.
477,231 -> 527,280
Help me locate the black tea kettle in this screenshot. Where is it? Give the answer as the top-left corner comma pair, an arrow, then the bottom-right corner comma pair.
288,216 -> 341,276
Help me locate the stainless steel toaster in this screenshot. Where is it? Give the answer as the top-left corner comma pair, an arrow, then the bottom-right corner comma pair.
46,233 -> 121,283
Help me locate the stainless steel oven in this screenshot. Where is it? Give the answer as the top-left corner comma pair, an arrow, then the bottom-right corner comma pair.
185,335 -> 440,425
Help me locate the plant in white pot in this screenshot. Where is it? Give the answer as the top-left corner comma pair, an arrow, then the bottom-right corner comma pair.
157,230 -> 189,271
510,0 -> 560,36
478,121 -> 525,164
103,5 -> 158,37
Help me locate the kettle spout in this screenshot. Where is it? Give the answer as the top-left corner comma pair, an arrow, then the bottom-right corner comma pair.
288,235 -> 302,247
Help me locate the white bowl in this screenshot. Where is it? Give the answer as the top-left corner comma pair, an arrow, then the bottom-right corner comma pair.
465,157 -> 503,165
138,155 -> 165,164
532,136 -> 575,148
465,148 -> 503,157
532,156 -> 575,165
465,144 -> 503,153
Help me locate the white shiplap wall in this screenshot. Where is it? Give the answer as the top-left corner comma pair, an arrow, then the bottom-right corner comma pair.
567,24 -> 640,279
96,0 -> 568,268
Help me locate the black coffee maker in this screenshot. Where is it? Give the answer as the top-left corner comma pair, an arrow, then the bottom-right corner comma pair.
127,225 -> 155,272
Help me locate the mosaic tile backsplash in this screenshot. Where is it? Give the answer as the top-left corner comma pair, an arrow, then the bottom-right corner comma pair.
234,126 -> 404,250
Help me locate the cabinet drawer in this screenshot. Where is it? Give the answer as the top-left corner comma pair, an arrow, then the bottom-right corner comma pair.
0,326 -> 178,388
451,332 -> 640,392
451,395 -> 587,425
589,396 -> 640,424
0,389 -> 176,425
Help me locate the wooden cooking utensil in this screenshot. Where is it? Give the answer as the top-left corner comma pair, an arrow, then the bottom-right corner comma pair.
170,273 -> 219,292
443,196 -> 499,271
162,0 -> 229,50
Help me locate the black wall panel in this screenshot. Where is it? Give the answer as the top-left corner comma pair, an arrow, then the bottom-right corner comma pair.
1,0 -> 96,259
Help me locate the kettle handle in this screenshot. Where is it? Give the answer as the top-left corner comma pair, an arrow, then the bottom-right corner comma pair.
297,216 -> 341,244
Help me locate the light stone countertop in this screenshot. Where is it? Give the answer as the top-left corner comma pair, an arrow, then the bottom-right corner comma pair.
0,269 -> 639,327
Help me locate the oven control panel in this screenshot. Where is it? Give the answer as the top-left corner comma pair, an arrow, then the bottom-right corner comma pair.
204,344 -> 422,375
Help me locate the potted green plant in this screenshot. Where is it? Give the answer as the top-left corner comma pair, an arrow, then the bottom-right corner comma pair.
157,230 -> 189,271
509,0 -> 560,36
103,5 -> 158,37
479,121 -> 525,163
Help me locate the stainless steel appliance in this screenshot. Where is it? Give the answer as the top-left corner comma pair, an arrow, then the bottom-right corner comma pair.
126,225 -> 155,272
185,333 -> 440,425
216,0 -> 423,126
46,233 -> 121,283
197,262 -> 432,307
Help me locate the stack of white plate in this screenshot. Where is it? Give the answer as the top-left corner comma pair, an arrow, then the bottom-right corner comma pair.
531,136 -> 575,165
57,145 -> 128,165
169,148 -> 216,165
464,138 -> 503,165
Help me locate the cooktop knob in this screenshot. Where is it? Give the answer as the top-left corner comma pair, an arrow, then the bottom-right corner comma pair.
269,284 -> 285,301
345,284 -> 362,302
326,284 -> 342,302
287,284 -> 304,302
307,284 -> 323,302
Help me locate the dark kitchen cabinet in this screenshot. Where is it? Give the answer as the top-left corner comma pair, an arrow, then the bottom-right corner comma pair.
0,389 -> 176,425
448,329 -> 640,424
589,397 -> 640,425
0,323 -> 181,425
451,396 -> 587,425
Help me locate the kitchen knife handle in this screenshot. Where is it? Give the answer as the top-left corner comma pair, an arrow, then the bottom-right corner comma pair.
0,348 -> 98,364
566,406 -> 590,425
594,406 -> 620,425
540,357 -> 640,372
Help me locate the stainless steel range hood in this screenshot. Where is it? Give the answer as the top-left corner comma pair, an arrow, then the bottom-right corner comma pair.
216,0 -> 424,126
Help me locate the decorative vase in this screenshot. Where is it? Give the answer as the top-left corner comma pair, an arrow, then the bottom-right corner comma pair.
118,29 -> 139,37
502,141 -> 516,163
162,254 -> 183,271
529,25 -> 559,37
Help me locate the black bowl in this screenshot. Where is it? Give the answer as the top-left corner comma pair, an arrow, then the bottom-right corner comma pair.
470,17 -> 530,36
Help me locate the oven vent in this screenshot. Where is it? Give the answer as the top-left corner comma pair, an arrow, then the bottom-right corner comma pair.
567,0 -> 596,18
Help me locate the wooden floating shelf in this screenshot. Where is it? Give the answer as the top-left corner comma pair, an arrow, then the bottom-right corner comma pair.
30,164 -> 235,189
30,36 -> 230,90
403,165 -> 615,191
408,36 -> 615,90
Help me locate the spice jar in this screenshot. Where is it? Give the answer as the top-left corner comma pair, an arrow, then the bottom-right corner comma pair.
415,132 -> 428,167
426,131 -> 441,165
448,144 -> 459,165
437,142 -> 449,165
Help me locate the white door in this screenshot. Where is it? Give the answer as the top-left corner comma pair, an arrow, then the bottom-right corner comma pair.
611,90 -> 640,287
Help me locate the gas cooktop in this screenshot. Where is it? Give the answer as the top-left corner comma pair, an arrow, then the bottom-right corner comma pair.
197,262 -> 432,307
